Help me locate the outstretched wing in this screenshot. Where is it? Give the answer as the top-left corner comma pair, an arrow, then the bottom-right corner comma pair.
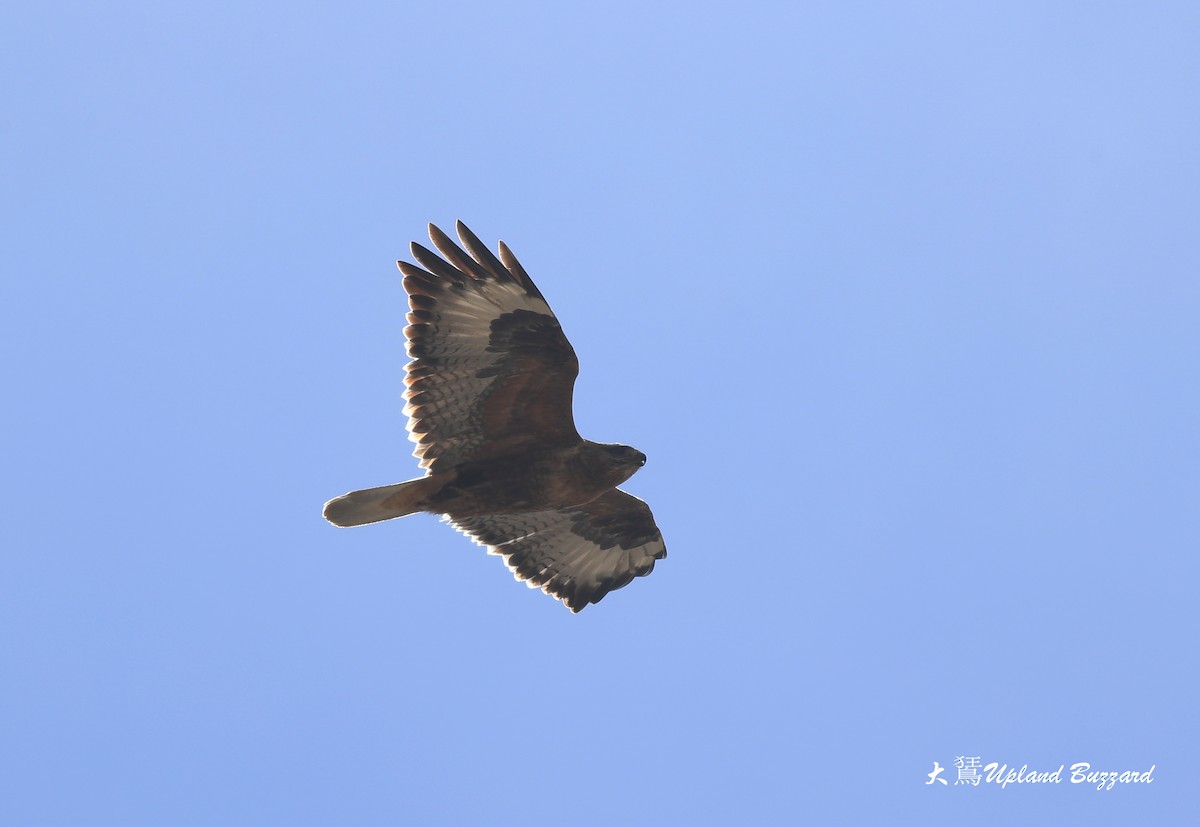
399,221 -> 580,472
450,489 -> 667,612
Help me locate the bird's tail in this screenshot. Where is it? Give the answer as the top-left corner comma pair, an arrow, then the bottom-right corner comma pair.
323,475 -> 446,528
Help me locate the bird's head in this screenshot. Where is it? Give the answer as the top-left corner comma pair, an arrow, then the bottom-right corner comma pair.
596,443 -> 647,486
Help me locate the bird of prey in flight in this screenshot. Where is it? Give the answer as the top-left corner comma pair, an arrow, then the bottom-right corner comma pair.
323,222 -> 666,612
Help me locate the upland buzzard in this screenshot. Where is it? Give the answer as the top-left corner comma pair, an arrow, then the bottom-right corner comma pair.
323,222 -> 665,612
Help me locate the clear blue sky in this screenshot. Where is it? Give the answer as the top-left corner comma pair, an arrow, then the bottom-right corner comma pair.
3,2 -> 1197,824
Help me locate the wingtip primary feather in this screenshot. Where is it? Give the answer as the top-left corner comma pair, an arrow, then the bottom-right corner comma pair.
428,222 -> 492,281
427,222 -> 453,251
454,220 -> 512,282
497,239 -> 544,299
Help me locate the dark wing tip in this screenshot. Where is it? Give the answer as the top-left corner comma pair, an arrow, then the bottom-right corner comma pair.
453,220 -> 515,283
426,221 -> 492,281
496,239 -> 545,299
426,222 -> 453,251
409,240 -> 469,283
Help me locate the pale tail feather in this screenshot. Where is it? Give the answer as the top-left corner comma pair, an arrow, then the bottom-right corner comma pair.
323,476 -> 444,527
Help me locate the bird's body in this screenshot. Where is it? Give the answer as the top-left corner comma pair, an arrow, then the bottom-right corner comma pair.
323,222 -> 665,612
425,441 -> 646,516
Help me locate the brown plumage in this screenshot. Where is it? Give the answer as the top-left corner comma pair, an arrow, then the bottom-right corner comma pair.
323,221 -> 666,612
